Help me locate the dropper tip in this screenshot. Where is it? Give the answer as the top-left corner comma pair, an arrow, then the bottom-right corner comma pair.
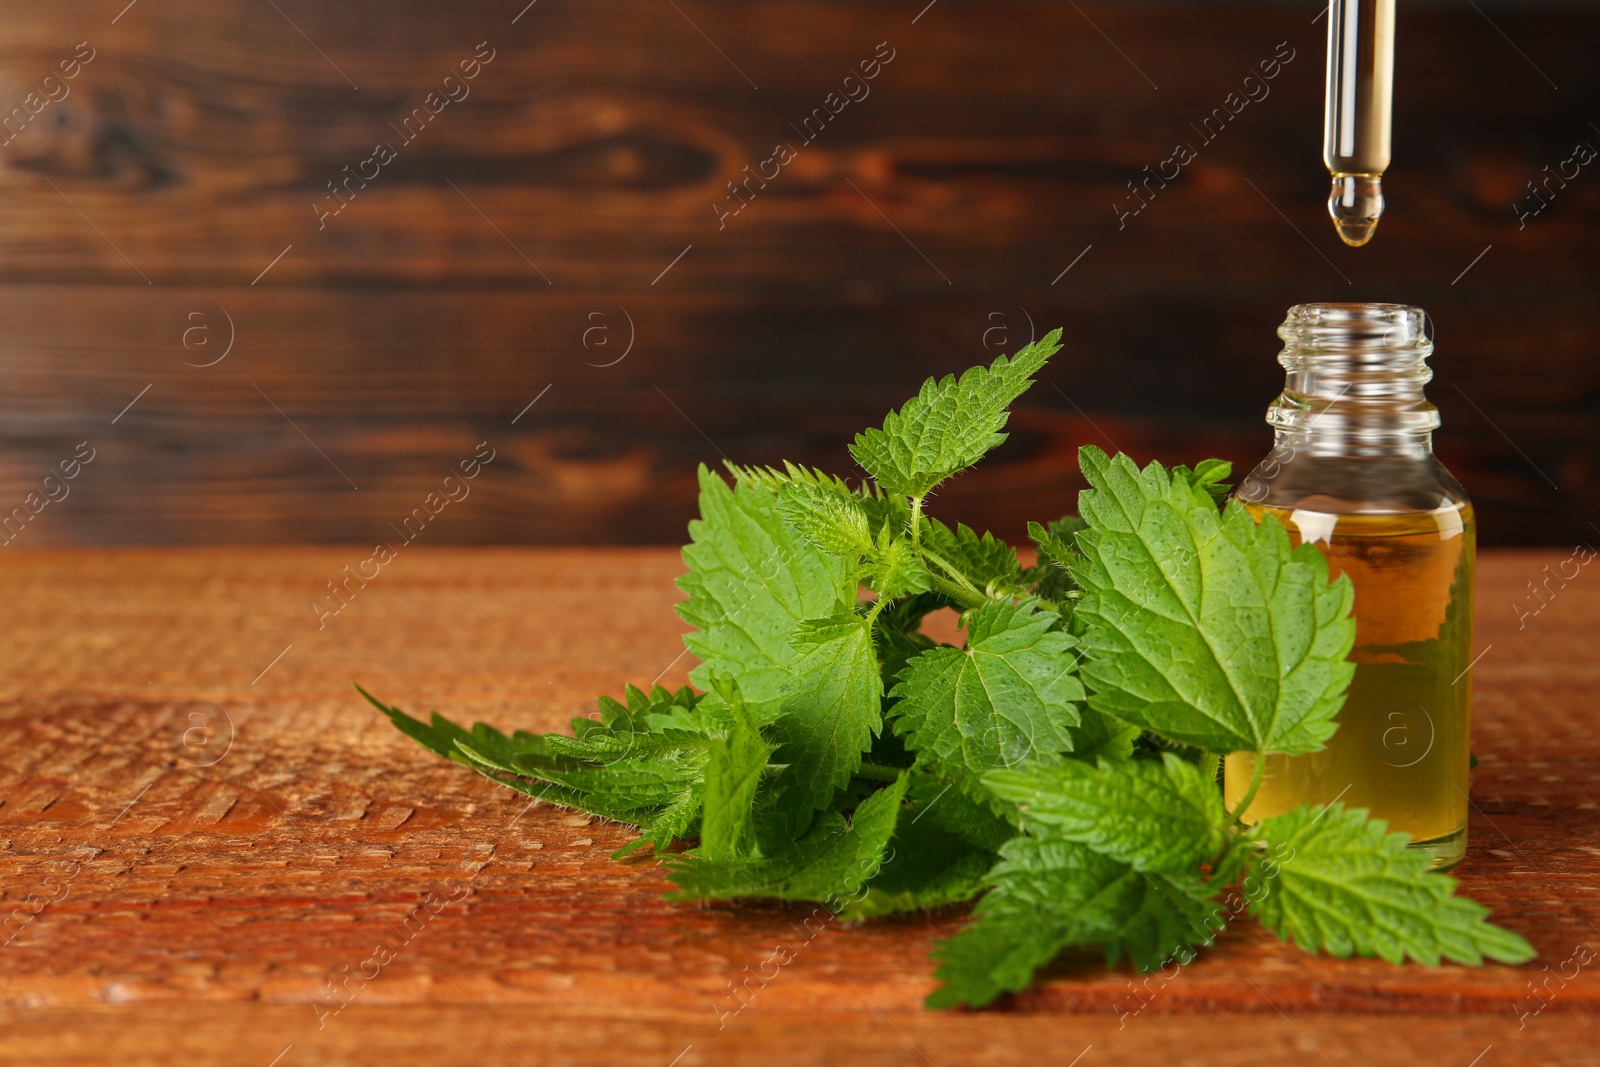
1328,174 -> 1384,248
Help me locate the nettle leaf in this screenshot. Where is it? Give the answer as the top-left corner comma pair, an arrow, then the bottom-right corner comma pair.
926,837 -> 1216,1009
840,810 -> 996,921
724,459 -> 857,495
678,466 -> 855,722
451,722 -> 711,857
1066,706 -> 1142,763
891,599 -> 1083,810
985,753 -> 1227,875
698,678 -> 774,862
1070,446 -> 1357,757
727,460 -> 910,540
583,684 -> 698,742
1172,458 -> 1233,503
874,620 -> 937,696
1026,518 -> 1085,605
870,530 -> 932,598
904,771 -> 1018,854
1027,519 -> 1081,572
1046,513 -> 1088,544
925,896 -> 1073,1009
358,686 -> 711,857
665,773 -> 907,903
850,331 -> 1062,497
773,613 -> 884,828
844,771 -> 1018,923
777,480 -> 875,558
1250,804 -> 1535,966
362,683 -> 482,765
921,518 -> 1024,594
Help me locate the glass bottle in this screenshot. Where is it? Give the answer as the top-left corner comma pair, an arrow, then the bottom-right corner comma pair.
1225,303 -> 1474,870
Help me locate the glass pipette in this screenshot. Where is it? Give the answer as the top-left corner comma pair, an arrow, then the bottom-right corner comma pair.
1325,0 -> 1395,246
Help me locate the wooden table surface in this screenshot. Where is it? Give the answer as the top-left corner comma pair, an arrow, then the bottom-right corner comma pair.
1,546 -> 1596,1066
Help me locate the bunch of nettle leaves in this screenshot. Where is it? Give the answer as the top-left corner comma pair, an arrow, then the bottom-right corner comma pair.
364,332 -> 1531,1008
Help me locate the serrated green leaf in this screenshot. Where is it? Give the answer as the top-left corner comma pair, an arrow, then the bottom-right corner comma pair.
850,331 -> 1062,497
360,688 -> 565,772
724,459 -> 856,495
698,677 -> 774,861
839,809 -> 995,920
870,533 -> 932,598
485,746 -> 706,811
777,480 -> 875,558
1249,804 -> 1535,966
1047,514 -> 1088,543
580,684 -> 697,741
925,905 -> 1074,1010
1026,518 -> 1084,604
985,753 -> 1226,874
904,771 -> 1019,851
665,773 -> 907,902
726,459 -> 909,541
453,734 -> 707,856
872,615 -> 934,702
677,466 -> 855,722
926,837 -> 1215,1009
891,599 -> 1082,810
1027,519 -> 1078,571
858,493 -> 913,542
841,852 -> 994,921
873,591 -> 948,691
360,684 -> 478,764
1066,706 -> 1142,763
360,684 -> 712,856
1070,446 -> 1357,756
1172,458 -> 1233,503
838,777 -> 1011,921
773,613 -> 884,828
921,518 -> 1024,594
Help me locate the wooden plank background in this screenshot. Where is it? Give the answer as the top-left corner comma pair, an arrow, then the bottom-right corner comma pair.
0,0 -> 1594,547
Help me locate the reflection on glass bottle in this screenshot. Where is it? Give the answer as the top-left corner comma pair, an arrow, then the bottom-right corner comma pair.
1225,303 -> 1473,870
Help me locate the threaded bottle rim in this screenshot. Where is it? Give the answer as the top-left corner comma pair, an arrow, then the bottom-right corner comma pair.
1279,302 -> 1430,355
1268,302 -> 1440,450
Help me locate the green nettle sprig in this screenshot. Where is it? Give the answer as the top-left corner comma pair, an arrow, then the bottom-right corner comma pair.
361,331 -> 1533,1008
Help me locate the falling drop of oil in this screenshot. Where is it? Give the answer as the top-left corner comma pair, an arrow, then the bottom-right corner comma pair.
1334,217 -> 1378,247
1329,174 -> 1384,247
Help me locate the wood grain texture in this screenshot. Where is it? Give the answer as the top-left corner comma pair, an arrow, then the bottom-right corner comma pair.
0,0 -> 1595,548
0,546 -> 1595,1065
0,287 -> 1591,549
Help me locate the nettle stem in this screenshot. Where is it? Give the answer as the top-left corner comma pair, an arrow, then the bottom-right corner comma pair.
903,493 -> 997,612
854,762 -> 904,782
918,546 -> 987,604
925,572 -> 987,612
1226,754 -> 1266,825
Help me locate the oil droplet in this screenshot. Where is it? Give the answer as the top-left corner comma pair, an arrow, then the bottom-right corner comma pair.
1328,174 -> 1384,247
1334,217 -> 1378,247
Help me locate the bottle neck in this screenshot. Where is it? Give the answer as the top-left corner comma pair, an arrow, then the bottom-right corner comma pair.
1267,303 -> 1439,459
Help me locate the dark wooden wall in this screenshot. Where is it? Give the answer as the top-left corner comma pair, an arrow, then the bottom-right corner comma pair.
0,1 -> 1594,547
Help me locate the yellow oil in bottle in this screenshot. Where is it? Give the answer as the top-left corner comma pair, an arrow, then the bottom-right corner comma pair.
1224,503 -> 1474,869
